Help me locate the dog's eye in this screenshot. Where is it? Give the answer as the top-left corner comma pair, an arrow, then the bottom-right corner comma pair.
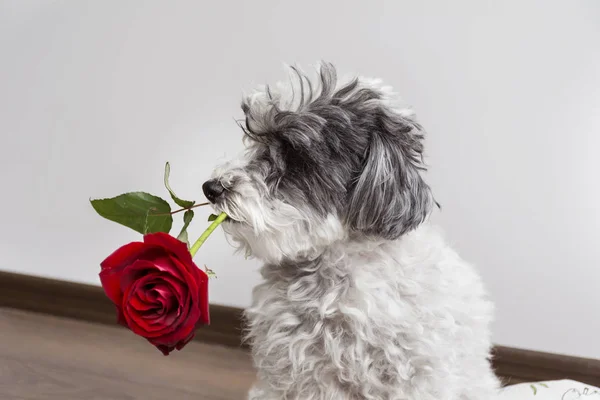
282,147 -> 312,176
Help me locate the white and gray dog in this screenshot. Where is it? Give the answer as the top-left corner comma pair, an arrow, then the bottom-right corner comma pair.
203,63 -> 500,400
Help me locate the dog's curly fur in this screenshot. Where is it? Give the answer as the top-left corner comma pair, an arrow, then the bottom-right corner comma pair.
205,63 -> 500,399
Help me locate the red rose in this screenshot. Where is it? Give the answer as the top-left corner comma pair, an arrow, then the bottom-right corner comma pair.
99,232 -> 209,355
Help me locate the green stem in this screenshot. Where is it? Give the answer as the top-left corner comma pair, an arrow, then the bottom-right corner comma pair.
149,202 -> 210,217
189,212 -> 228,258
171,202 -> 209,215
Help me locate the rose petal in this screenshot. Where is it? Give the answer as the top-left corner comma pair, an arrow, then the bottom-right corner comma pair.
126,256 -> 200,311
123,280 -> 167,336
169,257 -> 200,301
151,328 -> 194,355
120,258 -> 187,294
156,258 -> 209,327
151,274 -> 186,307
143,233 -> 195,271
152,309 -> 178,326
124,292 -> 174,337
99,268 -> 125,306
153,285 -> 173,301
120,260 -> 160,293
175,331 -> 195,351
152,256 -> 186,281
149,315 -> 196,349
152,285 -> 176,312
144,289 -> 159,302
196,268 -> 210,325
100,242 -> 148,272
122,273 -> 189,338
149,257 -> 199,323
99,242 -> 155,305
125,308 -> 171,335
182,263 -> 210,326
129,290 -> 156,312
155,343 -> 173,356
149,297 -> 201,346
123,255 -> 187,283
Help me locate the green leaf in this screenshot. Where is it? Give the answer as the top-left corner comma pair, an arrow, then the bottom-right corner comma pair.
164,162 -> 195,208
204,265 -> 217,279
177,210 -> 194,247
208,214 -> 218,222
90,192 -> 172,234
539,383 -> 548,388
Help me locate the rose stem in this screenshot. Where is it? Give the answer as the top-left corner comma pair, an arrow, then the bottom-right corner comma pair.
189,212 -> 228,258
148,202 -> 210,217
170,202 -> 210,215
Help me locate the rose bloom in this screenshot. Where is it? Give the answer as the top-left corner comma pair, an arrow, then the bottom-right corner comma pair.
99,232 -> 209,355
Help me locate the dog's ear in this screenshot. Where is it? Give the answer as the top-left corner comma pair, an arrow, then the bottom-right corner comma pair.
346,111 -> 434,239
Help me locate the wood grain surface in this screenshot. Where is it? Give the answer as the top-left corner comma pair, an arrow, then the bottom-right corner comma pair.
2,271 -> 600,392
0,308 -> 255,400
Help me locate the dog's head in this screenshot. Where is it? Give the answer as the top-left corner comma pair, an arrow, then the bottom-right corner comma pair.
204,63 -> 434,263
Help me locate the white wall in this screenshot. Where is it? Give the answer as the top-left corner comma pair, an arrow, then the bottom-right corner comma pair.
1,1 -> 599,359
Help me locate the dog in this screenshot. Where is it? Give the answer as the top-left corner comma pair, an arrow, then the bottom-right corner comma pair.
203,63 -> 500,400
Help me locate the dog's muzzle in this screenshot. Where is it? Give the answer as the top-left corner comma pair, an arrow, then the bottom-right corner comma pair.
202,179 -> 225,203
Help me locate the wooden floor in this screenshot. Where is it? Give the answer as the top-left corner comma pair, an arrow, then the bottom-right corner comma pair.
0,308 -> 255,399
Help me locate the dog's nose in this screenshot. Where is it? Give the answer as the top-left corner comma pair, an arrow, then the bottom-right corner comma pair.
202,179 -> 225,203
